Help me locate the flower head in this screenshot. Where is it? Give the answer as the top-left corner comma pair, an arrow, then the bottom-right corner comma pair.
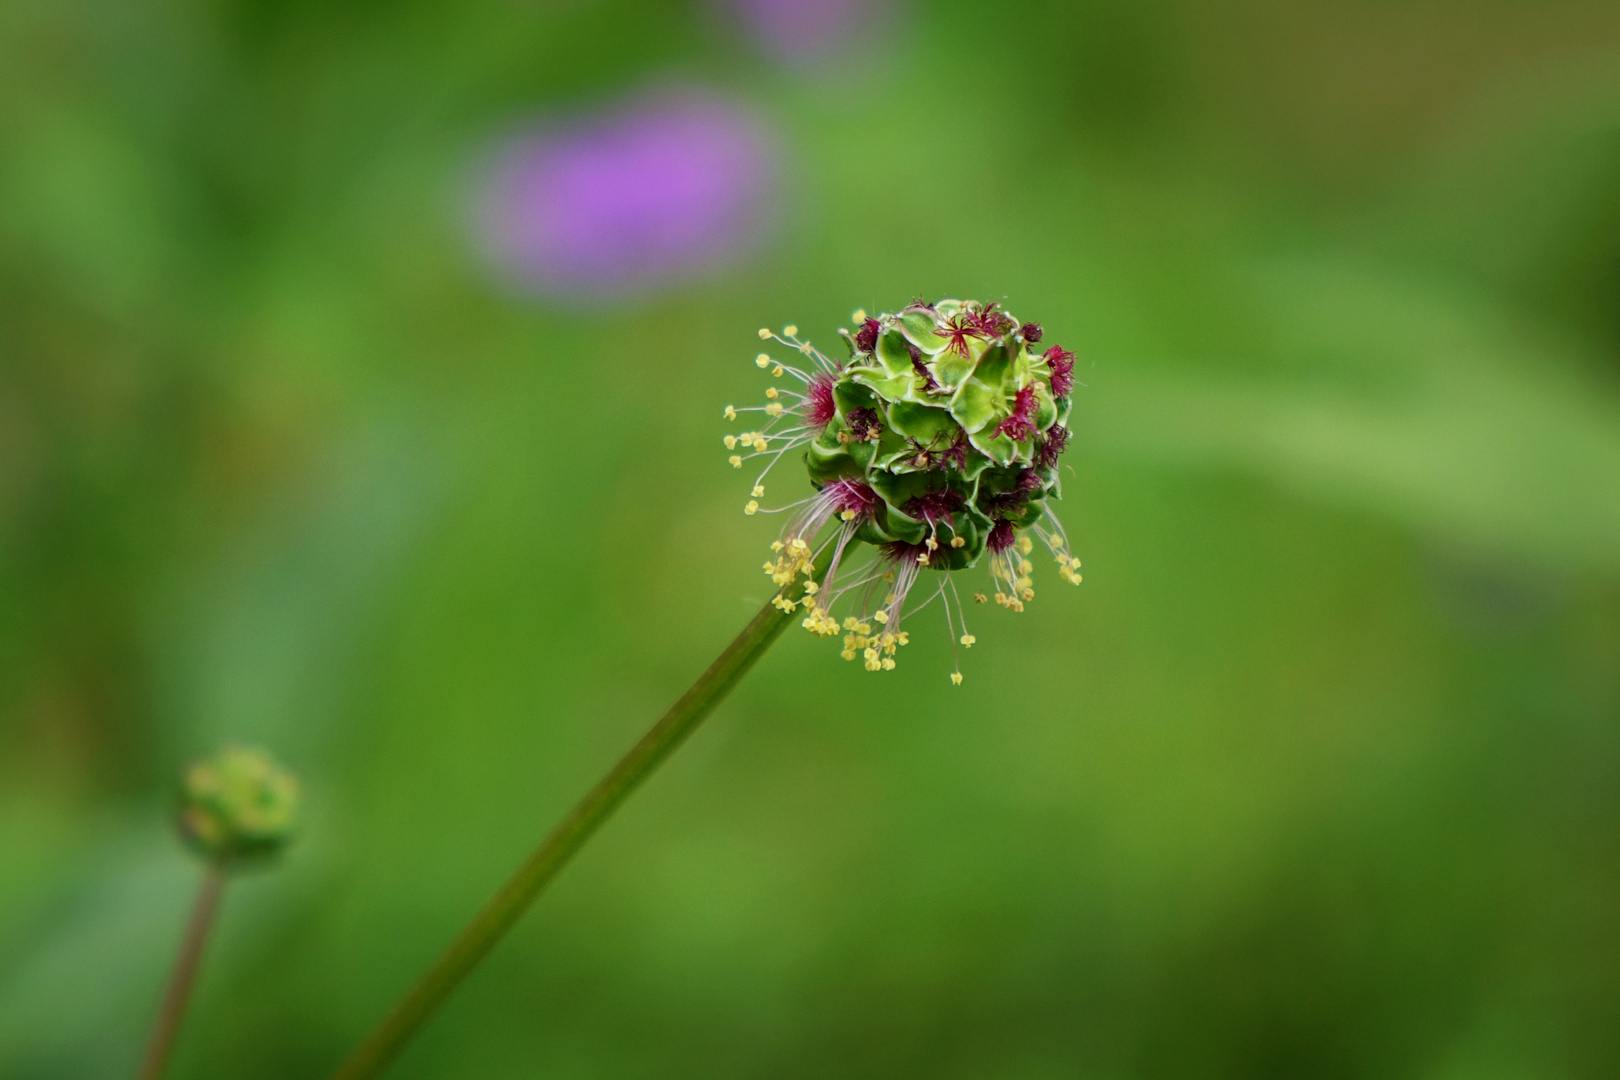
178,745 -> 300,864
726,300 -> 1082,682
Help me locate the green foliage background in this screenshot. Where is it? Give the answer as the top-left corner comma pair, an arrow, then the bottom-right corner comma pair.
3,1 -> 1620,1076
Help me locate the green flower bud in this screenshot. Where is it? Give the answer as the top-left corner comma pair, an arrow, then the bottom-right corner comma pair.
177,746 -> 300,863
727,300 -> 1083,682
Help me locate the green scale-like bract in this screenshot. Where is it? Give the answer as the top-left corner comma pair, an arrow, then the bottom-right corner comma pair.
804,299 -> 1070,570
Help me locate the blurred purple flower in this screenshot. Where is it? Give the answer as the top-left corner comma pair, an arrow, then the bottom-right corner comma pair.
476,91 -> 777,299
720,0 -> 885,64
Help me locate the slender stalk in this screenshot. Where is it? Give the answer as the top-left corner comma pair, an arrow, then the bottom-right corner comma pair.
328,556 -> 829,1080
136,860 -> 227,1080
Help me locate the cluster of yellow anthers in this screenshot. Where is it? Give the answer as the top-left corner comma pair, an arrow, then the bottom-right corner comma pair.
992,535 -> 1038,612
764,538 -> 816,615
795,585 -> 916,671
842,613 -> 911,671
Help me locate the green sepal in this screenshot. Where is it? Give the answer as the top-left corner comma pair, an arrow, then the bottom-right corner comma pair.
886,401 -> 959,445
876,330 -> 915,377
853,518 -> 891,546
899,309 -> 948,353
948,343 -> 1015,433
958,454 -> 994,481
1006,497 -> 1046,529
949,380 -> 999,434
1034,381 -> 1058,431
833,379 -> 877,420
968,425 -> 1019,464
851,368 -> 917,404
931,350 -> 975,390
877,503 -> 928,545
804,439 -> 862,486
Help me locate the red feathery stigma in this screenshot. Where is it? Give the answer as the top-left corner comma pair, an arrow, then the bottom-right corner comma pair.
993,384 -> 1039,442
936,311 -> 992,358
987,518 -> 1016,554
1034,424 -> 1070,472
823,478 -> 882,518
1020,321 -> 1043,344
1045,345 -> 1075,397
903,487 -> 966,525
853,318 -> 881,354
967,302 -> 1016,338
804,373 -> 837,431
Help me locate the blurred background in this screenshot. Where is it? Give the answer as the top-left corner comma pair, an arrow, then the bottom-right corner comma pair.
3,0 -> 1620,1076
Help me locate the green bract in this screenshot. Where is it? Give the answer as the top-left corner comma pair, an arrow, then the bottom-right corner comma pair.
178,745 -> 300,863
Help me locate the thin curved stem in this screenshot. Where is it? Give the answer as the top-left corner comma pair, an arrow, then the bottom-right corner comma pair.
136,860 -> 227,1080
327,555 -> 829,1080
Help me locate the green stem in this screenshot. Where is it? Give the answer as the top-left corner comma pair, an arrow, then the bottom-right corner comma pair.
136,860 -> 227,1080
327,555 -> 828,1080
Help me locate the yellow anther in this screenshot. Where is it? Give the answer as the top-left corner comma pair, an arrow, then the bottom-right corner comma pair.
852,308 -> 867,323
843,617 -> 859,631
765,387 -> 779,399
841,649 -> 856,661
973,592 -> 988,604
839,509 -> 856,521
950,536 -> 965,548
873,610 -> 889,624
804,580 -> 819,594
723,405 -> 737,420
1020,559 -> 1034,574
770,540 -> 784,552
1017,535 -> 1033,555
897,632 -> 909,645
772,365 -> 785,378
864,647 -> 879,661
765,403 -> 784,417
729,455 -> 743,468
750,487 -> 763,500
881,658 -> 895,671
745,500 -> 759,515
783,324 -> 798,336
1021,587 -> 1035,601
758,329 -> 771,340
950,672 -> 963,685
753,438 -> 768,452
925,537 -> 939,551
960,634 -> 976,647
916,552 -> 930,565
724,435 -> 738,449
755,354 -> 770,368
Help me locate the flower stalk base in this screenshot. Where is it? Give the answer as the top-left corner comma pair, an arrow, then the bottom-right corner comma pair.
135,860 -> 227,1080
